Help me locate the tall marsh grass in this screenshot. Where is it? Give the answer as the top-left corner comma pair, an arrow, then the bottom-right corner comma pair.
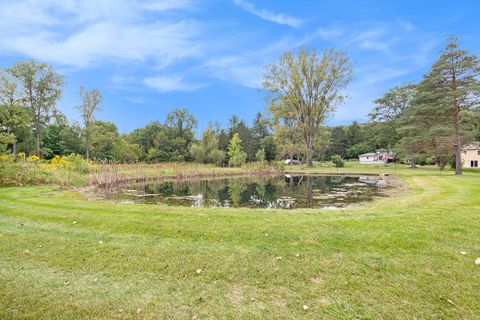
1,155 -> 284,187
89,162 -> 284,186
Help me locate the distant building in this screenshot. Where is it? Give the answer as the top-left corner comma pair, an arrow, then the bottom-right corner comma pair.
284,159 -> 301,165
358,149 -> 394,164
461,143 -> 480,168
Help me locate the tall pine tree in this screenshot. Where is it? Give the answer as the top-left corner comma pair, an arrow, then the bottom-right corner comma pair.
418,37 -> 480,174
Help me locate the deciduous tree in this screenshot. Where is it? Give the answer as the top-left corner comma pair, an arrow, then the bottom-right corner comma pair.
10,61 -> 63,158
369,83 -> 416,123
77,86 -> 102,160
264,48 -> 352,167
190,125 -> 224,165
0,69 -> 30,154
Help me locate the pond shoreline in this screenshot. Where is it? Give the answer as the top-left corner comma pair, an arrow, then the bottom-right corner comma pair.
91,173 -> 391,209
92,171 -> 283,187
92,171 -> 390,187
285,171 -> 389,177
93,172 -> 390,187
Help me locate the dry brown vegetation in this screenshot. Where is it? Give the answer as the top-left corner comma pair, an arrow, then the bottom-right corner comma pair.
89,162 -> 284,186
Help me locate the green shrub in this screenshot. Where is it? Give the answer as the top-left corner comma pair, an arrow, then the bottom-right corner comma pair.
255,149 -> 266,162
0,153 -> 90,186
331,155 -> 345,168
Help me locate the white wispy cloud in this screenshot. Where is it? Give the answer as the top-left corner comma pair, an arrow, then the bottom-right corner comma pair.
5,20 -> 202,68
233,0 -> 303,27
204,55 -> 263,88
0,0 -> 441,111
144,75 -> 205,92
313,28 -> 344,41
139,0 -> 194,12
202,35 -> 313,88
0,1 -> 201,69
125,97 -> 147,104
345,28 -> 392,53
306,22 -> 441,122
398,20 -> 415,32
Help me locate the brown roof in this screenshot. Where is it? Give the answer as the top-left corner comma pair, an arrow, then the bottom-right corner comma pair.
462,143 -> 480,150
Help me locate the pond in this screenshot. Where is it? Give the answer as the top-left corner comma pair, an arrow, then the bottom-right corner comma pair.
95,174 -> 389,209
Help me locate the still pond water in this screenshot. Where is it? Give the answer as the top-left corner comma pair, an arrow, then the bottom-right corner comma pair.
97,175 -> 388,209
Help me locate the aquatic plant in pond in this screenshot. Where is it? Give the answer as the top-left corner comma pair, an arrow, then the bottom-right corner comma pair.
96,174 -> 388,209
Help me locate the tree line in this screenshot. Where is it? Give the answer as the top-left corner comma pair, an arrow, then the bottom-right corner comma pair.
1,37 -> 479,173
368,37 -> 480,174
0,61 -> 278,166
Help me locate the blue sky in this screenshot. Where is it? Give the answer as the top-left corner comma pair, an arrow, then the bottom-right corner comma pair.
1,0 -> 479,133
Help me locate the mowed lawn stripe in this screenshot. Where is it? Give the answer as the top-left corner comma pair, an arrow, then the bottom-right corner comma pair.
1,171 -> 480,319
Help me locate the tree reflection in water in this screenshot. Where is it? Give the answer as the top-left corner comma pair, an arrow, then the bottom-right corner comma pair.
100,175 -> 387,209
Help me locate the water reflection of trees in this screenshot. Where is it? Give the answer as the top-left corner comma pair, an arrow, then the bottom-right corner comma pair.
281,175 -> 359,206
115,175 -> 378,208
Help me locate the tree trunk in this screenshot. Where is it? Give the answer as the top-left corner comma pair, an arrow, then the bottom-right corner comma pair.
35,107 -> 41,158
451,73 -> 462,175
454,119 -> 462,175
410,158 -> 416,168
35,129 -> 41,158
12,141 -> 16,155
85,127 -> 90,161
306,140 -> 313,167
86,135 -> 89,161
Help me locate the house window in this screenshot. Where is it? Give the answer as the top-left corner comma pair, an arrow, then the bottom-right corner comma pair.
471,160 -> 479,168
477,150 -> 480,156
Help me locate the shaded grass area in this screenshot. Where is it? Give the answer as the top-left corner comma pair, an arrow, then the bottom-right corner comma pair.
1,167 -> 480,319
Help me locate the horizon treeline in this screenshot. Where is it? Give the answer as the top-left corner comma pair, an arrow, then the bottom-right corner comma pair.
1,37 -> 479,169
0,60 -> 399,165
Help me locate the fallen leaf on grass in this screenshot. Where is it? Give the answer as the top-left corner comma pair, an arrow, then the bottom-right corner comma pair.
440,296 -> 456,306
302,304 -> 309,310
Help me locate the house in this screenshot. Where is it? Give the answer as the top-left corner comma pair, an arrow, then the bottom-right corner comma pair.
358,149 -> 394,164
461,143 -> 480,168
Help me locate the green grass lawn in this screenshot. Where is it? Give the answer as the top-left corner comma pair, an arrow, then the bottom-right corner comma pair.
1,166 -> 479,319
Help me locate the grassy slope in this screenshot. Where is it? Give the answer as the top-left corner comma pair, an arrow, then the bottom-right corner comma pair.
0,166 -> 479,319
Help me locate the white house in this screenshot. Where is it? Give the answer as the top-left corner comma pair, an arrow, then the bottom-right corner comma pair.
358,149 -> 394,164
461,143 -> 480,168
